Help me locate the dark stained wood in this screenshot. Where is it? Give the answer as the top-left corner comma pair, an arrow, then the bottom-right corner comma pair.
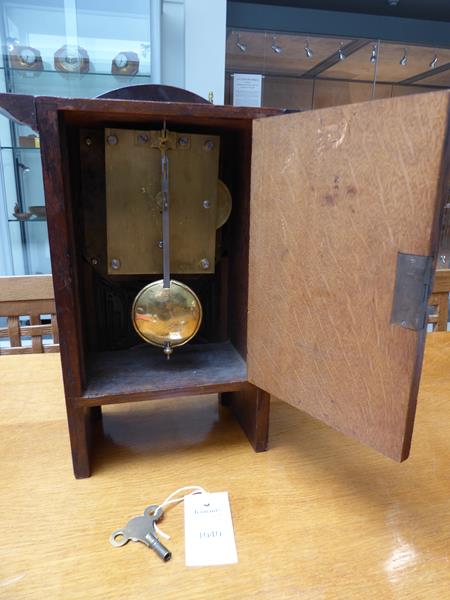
81,342 -> 249,406
36,104 -> 85,398
36,95 -> 282,131
0,93 -> 37,130
224,127 -> 253,358
66,404 -> 97,479
98,84 -> 210,104
247,90 -> 450,462
221,387 -> 271,452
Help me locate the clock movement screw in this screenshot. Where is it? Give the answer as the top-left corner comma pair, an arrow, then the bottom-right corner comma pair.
111,258 -> 121,270
203,140 -> 214,152
107,134 -> 118,146
85,137 -> 92,146
200,258 -> 210,270
202,200 -> 211,209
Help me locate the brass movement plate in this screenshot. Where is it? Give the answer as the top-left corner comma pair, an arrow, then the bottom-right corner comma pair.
106,128 -> 220,275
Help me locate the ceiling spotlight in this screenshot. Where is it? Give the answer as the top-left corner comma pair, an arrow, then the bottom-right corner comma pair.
338,43 -> 345,61
271,36 -> 282,54
370,44 -> 377,64
236,33 -> 247,53
430,54 -> 438,69
304,40 -> 313,59
399,48 -> 408,66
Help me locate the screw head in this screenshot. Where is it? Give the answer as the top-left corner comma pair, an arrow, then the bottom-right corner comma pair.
137,133 -> 149,143
200,258 -> 210,270
111,258 -> 121,270
158,240 -> 164,249
85,137 -> 92,146
202,199 -> 211,209
140,187 -> 147,194
177,136 -> 189,147
90,257 -> 98,266
203,140 -> 214,152
107,134 -> 118,146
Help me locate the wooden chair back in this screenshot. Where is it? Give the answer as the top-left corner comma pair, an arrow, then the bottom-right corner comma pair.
428,269 -> 450,332
0,275 -> 59,355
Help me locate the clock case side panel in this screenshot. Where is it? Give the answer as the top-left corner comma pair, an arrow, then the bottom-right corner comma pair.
246,90 -> 450,461
35,100 -> 92,478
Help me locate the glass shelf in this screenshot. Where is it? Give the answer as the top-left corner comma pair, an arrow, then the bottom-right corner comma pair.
1,65 -> 151,78
8,217 -> 47,222
2,68 -> 151,98
1,146 -> 40,151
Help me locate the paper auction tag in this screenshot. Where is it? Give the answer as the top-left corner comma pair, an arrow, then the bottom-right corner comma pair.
184,491 -> 238,567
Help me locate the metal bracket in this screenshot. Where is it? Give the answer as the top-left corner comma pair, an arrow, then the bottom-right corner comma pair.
391,252 -> 433,331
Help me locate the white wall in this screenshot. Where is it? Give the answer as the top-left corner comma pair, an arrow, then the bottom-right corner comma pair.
162,0 -> 185,88
184,0 -> 226,103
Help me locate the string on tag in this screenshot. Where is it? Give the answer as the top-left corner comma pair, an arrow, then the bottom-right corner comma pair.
152,485 -> 208,540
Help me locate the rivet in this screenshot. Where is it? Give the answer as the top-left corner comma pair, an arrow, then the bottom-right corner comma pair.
178,136 -> 189,147
202,199 -> 211,209
107,134 -> 118,146
203,140 -> 214,152
85,137 -> 92,146
111,258 -> 121,270
200,258 -> 210,269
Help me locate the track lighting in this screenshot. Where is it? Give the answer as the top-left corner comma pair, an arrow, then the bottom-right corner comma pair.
370,44 -> 377,64
304,40 -> 313,59
236,33 -> 247,53
400,48 -> 408,66
271,36 -> 282,54
430,54 -> 438,69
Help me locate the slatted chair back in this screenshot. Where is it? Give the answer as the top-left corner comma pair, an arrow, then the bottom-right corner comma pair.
0,275 -> 59,355
428,269 -> 449,332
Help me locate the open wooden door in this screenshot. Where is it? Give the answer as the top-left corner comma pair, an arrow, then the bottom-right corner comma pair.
247,91 -> 450,461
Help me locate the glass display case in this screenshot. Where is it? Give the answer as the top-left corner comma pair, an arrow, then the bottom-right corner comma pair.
225,29 -> 450,269
0,0 -> 161,275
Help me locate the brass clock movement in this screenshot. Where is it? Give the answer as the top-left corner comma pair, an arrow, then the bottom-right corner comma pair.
104,125 -> 232,357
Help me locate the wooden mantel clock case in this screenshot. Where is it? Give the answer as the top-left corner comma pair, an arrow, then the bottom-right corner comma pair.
0,86 -> 448,478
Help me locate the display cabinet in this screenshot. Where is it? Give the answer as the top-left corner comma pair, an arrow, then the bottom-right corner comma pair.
0,0 -> 161,275
225,30 -> 450,273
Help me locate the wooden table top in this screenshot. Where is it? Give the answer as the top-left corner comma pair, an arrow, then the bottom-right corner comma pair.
1,333 -> 450,599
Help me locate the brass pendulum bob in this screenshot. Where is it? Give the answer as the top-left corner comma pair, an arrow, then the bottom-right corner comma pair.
131,129 -> 202,358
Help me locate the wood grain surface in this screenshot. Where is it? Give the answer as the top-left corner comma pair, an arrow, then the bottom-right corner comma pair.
1,334 -> 450,599
248,91 -> 450,461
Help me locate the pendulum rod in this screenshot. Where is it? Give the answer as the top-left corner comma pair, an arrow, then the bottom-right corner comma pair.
161,140 -> 170,289
160,124 -> 173,359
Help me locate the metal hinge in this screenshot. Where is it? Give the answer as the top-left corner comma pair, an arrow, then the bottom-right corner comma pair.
390,252 -> 434,331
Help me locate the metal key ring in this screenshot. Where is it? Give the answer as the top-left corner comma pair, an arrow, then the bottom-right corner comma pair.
109,529 -> 129,547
